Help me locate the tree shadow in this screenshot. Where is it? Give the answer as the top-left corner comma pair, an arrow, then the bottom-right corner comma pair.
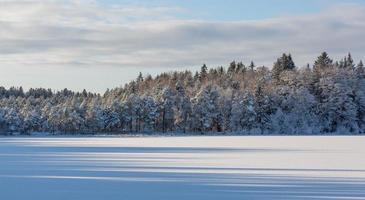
0,138 -> 365,200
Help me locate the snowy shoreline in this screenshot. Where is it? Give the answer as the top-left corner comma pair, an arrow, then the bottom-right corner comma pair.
1,132 -> 365,138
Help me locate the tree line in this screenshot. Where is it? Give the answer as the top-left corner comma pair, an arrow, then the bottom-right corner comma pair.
0,52 -> 364,135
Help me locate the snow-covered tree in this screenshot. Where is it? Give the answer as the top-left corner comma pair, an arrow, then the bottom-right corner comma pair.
0,52 -> 364,135
313,52 -> 333,74
317,75 -> 358,133
174,82 -> 192,133
191,86 -> 221,133
158,88 -> 175,133
272,53 -> 296,82
231,93 -> 256,132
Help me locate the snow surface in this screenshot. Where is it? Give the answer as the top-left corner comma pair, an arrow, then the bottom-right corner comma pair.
0,136 -> 365,200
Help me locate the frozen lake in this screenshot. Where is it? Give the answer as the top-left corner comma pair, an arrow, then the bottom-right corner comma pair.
0,136 -> 365,200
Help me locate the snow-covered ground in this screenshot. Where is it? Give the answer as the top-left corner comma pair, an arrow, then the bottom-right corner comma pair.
0,136 -> 365,200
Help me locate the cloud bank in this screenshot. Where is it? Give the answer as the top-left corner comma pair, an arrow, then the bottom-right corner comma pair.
0,0 -> 364,92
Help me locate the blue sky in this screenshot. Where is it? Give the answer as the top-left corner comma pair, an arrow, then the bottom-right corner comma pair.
99,0 -> 365,20
0,0 -> 365,93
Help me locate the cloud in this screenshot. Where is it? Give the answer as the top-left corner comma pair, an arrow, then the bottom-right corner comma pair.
0,1 -> 364,72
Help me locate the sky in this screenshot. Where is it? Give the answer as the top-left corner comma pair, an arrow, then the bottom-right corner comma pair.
1,0 -> 365,93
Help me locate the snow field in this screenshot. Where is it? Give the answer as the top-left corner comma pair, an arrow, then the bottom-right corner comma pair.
0,136 -> 365,200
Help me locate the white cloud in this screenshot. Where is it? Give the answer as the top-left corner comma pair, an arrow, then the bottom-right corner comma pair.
0,1 -> 364,92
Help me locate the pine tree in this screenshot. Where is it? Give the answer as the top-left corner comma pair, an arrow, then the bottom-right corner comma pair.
0,52 -> 364,135
174,81 -> 191,133
313,52 -> 333,74
317,76 -> 358,133
249,61 -> 255,71
199,64 -> 208,82
272,53 -> 296,82
231,93 -> 256,131
254,85 -> 273,134
191,86 -> 220,133
159,88 -> 175,133
228,61 -> 236,76
236,62 -> 245,74
142,96 -> 158,132
136,72 -> 144,83
344,53 -> 354,69
356,60 -> 365,78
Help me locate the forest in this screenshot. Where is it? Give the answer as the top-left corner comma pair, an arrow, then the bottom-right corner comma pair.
0,52 -> 364,135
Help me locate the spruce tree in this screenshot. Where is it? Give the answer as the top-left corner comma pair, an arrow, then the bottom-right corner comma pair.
136,72 -> 144,83
199,64 -> 208,82
249,61 -> 255,71
313,52 -> 333,73
356,60 -> 365,78
272,53 -> 296,82
346,53 -> 354,69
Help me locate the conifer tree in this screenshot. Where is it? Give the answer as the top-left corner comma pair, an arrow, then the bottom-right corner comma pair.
272,53 -> 296,82
313,52 -> 333,73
